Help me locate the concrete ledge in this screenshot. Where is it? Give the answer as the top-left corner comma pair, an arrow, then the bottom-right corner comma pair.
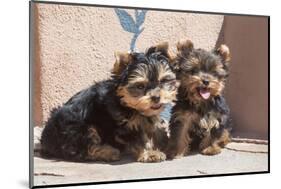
33,126 -> 268,186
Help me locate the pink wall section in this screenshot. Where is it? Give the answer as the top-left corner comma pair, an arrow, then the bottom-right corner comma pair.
31,3 -> 268,139
32,3 -> 223,124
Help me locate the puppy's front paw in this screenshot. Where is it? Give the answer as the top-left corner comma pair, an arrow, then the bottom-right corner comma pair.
201,145 -> 221,155
166,151 -> 177,160
209,118 -> 220,129
166,150 -> 187,160
137,150 -> 166,163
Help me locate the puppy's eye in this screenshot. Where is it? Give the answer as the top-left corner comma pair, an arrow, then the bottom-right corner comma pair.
190,69 -> 198,75
135,83 -> 145,90
214,70 -> 228,78
161,77 -> 175,83
160,59 -> 168,65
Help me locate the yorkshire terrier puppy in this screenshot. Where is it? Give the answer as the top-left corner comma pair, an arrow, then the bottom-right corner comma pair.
40,42 -> 179,163
166,39 -> 232,159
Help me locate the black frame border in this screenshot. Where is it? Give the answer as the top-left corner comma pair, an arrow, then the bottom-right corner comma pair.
29,1 -> 270,188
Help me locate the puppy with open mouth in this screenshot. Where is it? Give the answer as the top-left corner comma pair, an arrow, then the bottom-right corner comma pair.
40,42 -> 179,163
166,39 -> 232,159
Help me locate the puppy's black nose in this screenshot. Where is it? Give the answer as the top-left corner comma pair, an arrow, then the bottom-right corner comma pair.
151,96 -> 160,103
202,79 -> 209,86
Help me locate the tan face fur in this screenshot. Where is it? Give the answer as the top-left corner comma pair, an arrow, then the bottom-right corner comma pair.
113,42 -> 179,116
117,61 -> 179,116
174,40 -> 231,103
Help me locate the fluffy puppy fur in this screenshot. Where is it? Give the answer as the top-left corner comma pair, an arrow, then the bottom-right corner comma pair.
166,39 -> 232,159
40,42 -> 179,163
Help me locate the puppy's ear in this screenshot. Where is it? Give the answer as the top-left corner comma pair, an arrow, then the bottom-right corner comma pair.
145,42 -> 171,59
171,39 -> 194,72
216,44 -> 231,63
112,51 -> 133,76
177,39 -> 194,57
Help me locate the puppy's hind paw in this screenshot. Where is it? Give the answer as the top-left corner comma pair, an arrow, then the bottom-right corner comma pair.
87,145 -> 121,162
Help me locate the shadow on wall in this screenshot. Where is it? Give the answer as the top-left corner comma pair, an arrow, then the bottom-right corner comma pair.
219,16 -> 268,139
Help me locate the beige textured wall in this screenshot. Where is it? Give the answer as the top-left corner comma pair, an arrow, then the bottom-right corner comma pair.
33,3 -> 224,125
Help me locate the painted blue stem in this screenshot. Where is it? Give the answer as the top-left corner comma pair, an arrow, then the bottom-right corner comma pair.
114,8 -> 171,121
115,8 -> 147,51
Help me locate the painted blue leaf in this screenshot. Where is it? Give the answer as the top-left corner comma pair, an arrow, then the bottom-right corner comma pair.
160,104 -> 172,121
115,8 -> 137,33
135,10 -> 147,26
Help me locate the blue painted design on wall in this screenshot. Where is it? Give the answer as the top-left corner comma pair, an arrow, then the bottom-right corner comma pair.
160,104 -> 172,121
114,8 -> 171,122
114,8 -> 147,51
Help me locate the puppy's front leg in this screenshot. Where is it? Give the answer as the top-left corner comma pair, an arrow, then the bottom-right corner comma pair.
199,116 -> 222,155
166,110 -> 199,159
130,136 -> 166,163
166,120 -> 192,160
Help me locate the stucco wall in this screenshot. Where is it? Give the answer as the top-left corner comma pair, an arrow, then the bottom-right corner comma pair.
32,3 -> 224,125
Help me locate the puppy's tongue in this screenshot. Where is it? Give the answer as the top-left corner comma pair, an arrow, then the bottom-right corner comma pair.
151,103 -> 162,110
199,89 -> 210,100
